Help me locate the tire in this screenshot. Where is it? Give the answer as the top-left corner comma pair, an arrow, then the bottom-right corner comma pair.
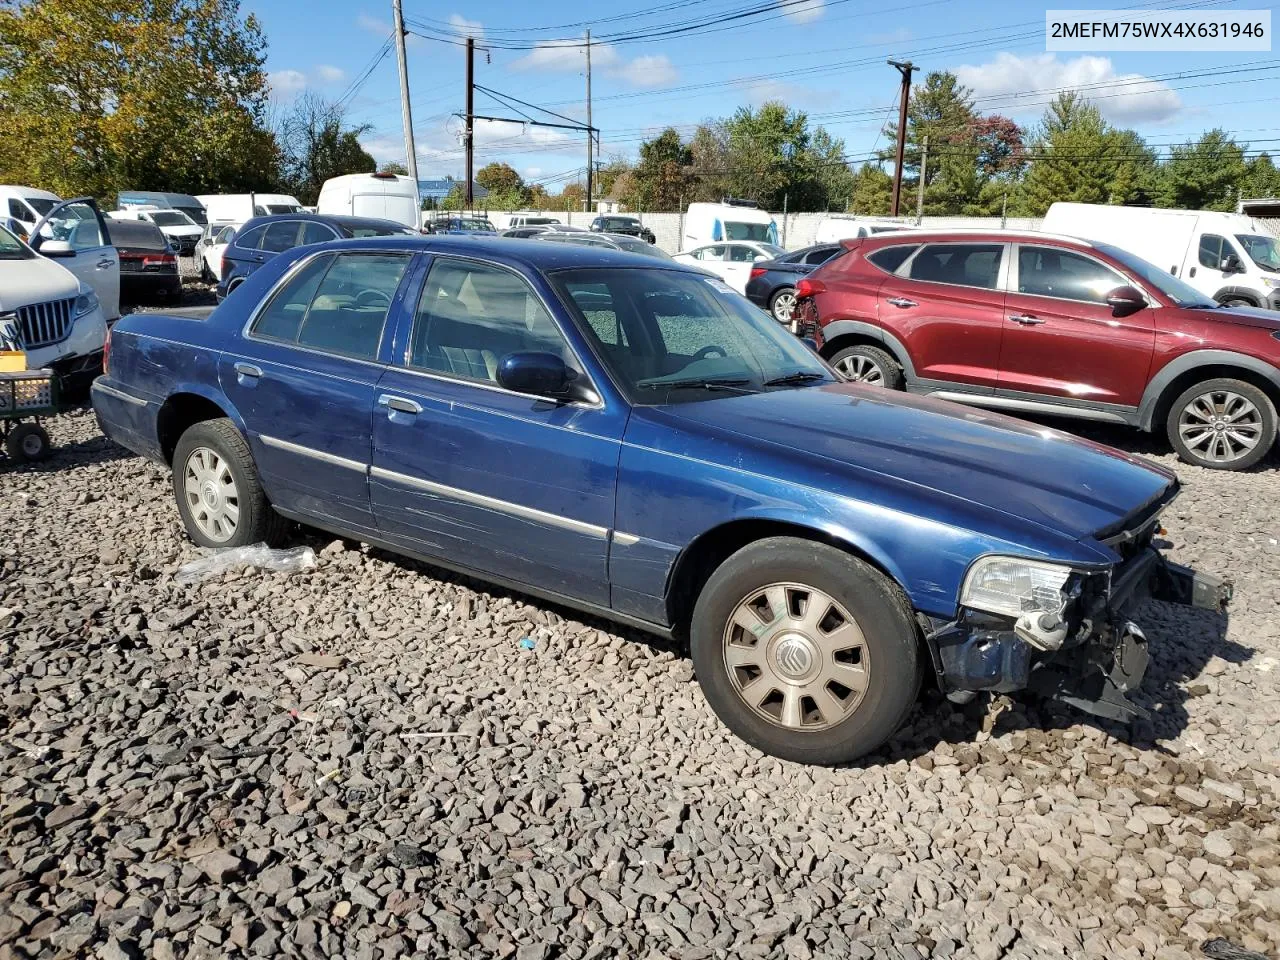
171,418 -> 288,548
1166,378 -> 1277,470
769,287 -> 798,324
828,344 -> 904,389
1220,297 -> 1255,309
690,537 -> 921,765
6,423 -> 50,462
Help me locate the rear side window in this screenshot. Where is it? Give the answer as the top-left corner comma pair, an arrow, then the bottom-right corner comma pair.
866,244 -> 919,274
250,252 -> 409,361
300,221 -> 336,245
235,225 -> 266,250
261,221 -> 301,253
804,246 -> 839,265
909,243 -> 1003,290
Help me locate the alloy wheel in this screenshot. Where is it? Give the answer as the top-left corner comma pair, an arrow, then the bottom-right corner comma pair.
722,582 -> 870,732
183,446 -> 240,543
772,291 -> 797,323
1177,390 -> 1263,465
834,354 -> 885,385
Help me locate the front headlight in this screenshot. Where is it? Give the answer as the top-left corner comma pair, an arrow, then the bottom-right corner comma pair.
960,556 -> 1074,619
73,290 -> 100,318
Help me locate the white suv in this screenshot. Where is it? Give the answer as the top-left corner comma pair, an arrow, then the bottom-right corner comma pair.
0,221 -> 108,388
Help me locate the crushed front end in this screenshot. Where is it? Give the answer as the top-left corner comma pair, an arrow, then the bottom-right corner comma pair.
923,491 -> 1231,722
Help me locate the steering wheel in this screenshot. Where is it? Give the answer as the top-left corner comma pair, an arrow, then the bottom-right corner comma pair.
693,345 -> 728,361
355,289 -> 391,309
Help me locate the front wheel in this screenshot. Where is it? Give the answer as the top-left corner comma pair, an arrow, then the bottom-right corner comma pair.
828,344 -> 903,389
690,537 -> 921,765
172,418 -> 288,548
1166,378 -> 1276,470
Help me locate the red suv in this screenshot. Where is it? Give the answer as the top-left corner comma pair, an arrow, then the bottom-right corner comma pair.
795,230 -> 1280,470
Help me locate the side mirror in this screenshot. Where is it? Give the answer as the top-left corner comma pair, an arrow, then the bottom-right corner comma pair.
38,239 -> 75,258
1105,285 -> 1147,317
497,352 -> 591,402
1220,254 -> 1243,273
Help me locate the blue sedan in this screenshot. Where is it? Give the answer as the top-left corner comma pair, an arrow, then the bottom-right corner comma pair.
91,236 -> 1226,764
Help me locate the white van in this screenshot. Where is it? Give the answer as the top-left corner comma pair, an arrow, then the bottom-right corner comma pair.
108,207 -> 204,256
116,191 -> 207,226
683,201 -> 778,248
1042,202 -> 1280,311
317,173 -> 419,230
813,216 -> 911,244
0,186 -> 63,239
197,193 -> 304,224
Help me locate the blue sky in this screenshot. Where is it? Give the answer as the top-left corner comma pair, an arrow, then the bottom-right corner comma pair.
246,0 -> 1280,189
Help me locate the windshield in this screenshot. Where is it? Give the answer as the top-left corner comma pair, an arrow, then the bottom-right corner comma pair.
1236,233 -> 1280,272
551,267 -> 833,404
0,223 -> 34,260
176,205 -> 207,224
1093,242 -> 1218,308
614,237 -> 671,259
151,211 -> 195,227
725,221 -> 773,242
756,243 -> 787,258
603,217 -> 638,229
350,224 -> 417,238
265,204 -> 302,215
457,219 -> 496,232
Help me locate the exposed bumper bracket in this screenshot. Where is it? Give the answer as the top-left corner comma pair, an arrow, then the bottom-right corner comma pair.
1150,560 -> 1232,612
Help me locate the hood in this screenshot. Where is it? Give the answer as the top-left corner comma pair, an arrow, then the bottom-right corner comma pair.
1188,304 -> 1280,332
0,256 -> 81,310
657,383 -> 1176,545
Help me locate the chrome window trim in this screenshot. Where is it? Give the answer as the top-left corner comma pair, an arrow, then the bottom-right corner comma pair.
895,241 -> 1011,292
241,248 -> 415,365
259,434 -> 368,472
369,465 -> 609,539
1008,243 -> 1154,308
399,252 -> 606,409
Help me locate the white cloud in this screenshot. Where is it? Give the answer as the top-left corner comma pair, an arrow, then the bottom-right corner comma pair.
784,0 -> 824,23
448,13 -> 483,40
524,166 -> 544,177
614,54 -> 678,88
357,12 -> 389,35
315,64 -> 345,84
955,52 -> 1182,125
268,69 -> 308,97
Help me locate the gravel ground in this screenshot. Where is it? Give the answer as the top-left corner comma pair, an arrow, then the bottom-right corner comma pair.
1,409 -> 1278,960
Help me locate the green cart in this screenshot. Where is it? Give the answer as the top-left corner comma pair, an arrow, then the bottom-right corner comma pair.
0,369 -> 57,462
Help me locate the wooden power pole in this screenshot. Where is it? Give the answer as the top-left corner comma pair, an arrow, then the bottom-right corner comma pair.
585,30 -> 593,212
888,59 -> 915,218
465,37 -> 475,208
392,0 -> 420,217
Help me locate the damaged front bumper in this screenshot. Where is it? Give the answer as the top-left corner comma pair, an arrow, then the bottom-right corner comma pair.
926,550 -> 1231,722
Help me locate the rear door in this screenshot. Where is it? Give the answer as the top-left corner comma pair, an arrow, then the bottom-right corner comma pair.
219,249 -> 416,533
30,199 -> 121,320
878,241 -> 1008,388
999,244 -> 1155,407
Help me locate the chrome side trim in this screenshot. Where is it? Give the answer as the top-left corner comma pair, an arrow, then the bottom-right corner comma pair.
612,531 -> 641,546
927,391 -> 1131,424
91,381 -> 148,407
259,434 -> 369,473
369,465 -> 609,539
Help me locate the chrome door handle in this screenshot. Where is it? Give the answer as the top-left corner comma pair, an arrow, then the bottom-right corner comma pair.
97,259 -> 115,269
887,297 -> 917,308
234,362 -> 263,378
1010,314 -> 1045,325
378,394 -> 422,415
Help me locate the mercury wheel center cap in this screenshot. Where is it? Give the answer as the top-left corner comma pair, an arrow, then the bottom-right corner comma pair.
201,482 -> 220,508
773,633 -> 817,681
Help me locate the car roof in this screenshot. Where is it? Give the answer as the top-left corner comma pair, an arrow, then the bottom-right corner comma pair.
859,228 -> 1092,247
238,212 -> 412,232
287,235 -> 706,273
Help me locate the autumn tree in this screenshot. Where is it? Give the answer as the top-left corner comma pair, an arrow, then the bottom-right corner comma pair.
632,128 -> 693,211
0,0 -> 279,200
379,161 -> 409,176
277,93 -> 375,204
476,162 -> 525,198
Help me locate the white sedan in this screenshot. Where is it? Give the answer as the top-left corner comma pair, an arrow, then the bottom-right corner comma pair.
197,222 -> 241,282
671,241 -> 787,293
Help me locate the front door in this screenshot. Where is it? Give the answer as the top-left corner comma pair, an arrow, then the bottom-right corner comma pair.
219,249 -> 416,534
998,244 -> 1155,407
880,241 -> 1008,389
370,255 -> 626,605
31,199 -> 120,320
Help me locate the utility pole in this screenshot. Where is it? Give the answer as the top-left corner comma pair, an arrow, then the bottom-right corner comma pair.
915,135 -> 928,225
392,0 -> 421,219
585,30 -> 593,212
465,36 -> 475,208
888,59 -> 915,218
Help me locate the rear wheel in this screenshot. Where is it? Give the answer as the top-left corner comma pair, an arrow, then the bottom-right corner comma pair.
172,418 -> 287,548
690,537 -> 921,765
1166,378 -> 1276,470
769,287 -> 798,323
828,344 -> 903,389
6,423 -> 51,462
1220,297 -> 1255,309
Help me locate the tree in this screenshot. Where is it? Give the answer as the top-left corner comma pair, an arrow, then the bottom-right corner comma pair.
849,163 -> 892,215
0,0 -> 279,200
379,161 -> 409,176
277,93 -> 375,204
688,122 -> 731,202
476,162 -> 524,198
1243,153 -> 1280,199
1158,129 -> 1247,211
632,128 -> 692,211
